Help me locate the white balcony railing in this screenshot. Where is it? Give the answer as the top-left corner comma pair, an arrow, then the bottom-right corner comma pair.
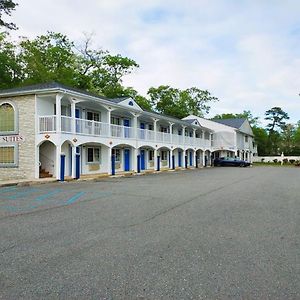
75,118 -> 109,136
61,116 -> 72,133
156,132 -> 171,143
111,124 -> 134,139
38,115 -> 213,149
138,128 -> 155,141
39,115 -> 56,132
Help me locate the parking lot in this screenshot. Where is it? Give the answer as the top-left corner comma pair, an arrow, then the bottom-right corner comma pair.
0,167 -> 299,299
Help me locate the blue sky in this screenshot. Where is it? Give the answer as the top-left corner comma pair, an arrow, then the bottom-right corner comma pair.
9,0 -> 300,124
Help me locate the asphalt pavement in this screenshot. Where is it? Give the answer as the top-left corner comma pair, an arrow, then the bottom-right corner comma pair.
0,166 -> 299,299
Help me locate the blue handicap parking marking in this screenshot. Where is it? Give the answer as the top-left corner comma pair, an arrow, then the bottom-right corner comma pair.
0,187 -> 113,214
35,189 -> 62,201
66,192 -> 85,204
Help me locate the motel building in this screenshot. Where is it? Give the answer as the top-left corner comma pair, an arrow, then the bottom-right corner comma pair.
0,83 -> 257,181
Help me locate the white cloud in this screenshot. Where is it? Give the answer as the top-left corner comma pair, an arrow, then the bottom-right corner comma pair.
8,0 -> 300,123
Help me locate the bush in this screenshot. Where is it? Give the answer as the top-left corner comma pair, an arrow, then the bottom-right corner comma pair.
295,160 -> 300,167
283,158 -> 288,164
261,158 -> 265,162
289,159 -> 295,164
273,159 -> 278,163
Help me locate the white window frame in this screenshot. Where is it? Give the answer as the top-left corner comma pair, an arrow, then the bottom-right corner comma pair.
86,110 -> 101,122
0,144 -> 19,168
86,147 -> 101,164
161,150 -> 168,161
0,101 -> 18,136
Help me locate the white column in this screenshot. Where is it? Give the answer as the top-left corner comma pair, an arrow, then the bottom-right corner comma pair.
202,151 -> 206,167
183,149 -> 186,168
35,145 -> 39,179
55,144 -> 62,179
56,94 -> 62,132
193,150 -> 197,167
71,101 -> 76,133
170,149 -> 173,168
169,123 -> 173,143
193,129 -> 196,146
182,126 -> 186,145
107,109 -> 111,137
154,148 -> 158,170
132,148 -> 137,172
107,147 -> 112,174
133,115 -> 138,139
71,145 -> 76,178
153,119 -> 158,142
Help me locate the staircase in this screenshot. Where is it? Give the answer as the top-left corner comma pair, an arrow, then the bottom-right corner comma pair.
39,168 -> 53,178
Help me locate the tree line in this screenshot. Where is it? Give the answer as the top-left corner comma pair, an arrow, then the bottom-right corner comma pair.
214,108 -> 300,156
1,1 -> 299,156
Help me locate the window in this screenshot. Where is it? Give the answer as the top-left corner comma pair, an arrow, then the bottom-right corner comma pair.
245,136 -> 248,142
112,149 -> 121,162
0,145 -> 18,167
148,124 -> 154,131
128,101 -> 134,106
111,116 -> 121,125
87,147 -> 101,163
161,150 -> 168,161
149,150 -> 154,161
87,111 -> 100,122
0,102 -> 16,134
160,126 -> 168,133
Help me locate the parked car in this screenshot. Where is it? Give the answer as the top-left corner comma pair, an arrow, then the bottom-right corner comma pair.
213,157 -> 251,167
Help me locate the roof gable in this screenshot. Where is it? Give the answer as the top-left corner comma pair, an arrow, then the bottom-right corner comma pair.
117,97 -> 143,111
213,118 -> 253,135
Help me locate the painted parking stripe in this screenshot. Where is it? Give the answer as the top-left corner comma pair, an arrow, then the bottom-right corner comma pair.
35,190 -> 62,201
66,192 -> 85,204
6,188 -> 40,199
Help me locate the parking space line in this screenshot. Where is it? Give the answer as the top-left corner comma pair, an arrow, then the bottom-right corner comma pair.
66,192 -> 85,204
35,190 -> 62,201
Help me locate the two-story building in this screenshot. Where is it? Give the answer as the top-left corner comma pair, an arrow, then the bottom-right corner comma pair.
183,115 -> 256,162
0,83 -> 218,181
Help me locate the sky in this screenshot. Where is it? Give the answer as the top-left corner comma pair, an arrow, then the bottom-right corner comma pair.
7,0 -> 300,124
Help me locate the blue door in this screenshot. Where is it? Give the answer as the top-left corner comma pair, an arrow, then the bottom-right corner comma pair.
124,149 -> 130,171
178,151 -> 182,167
124,119 -> 130,138
140,149 -> 145,170
140,123 -> 145,139
189,151 -> 193,166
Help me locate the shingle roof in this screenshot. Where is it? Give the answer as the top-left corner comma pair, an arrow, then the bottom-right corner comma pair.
212,118 -> 246,129
0,82 -> 212,129
0,82 -> 113,100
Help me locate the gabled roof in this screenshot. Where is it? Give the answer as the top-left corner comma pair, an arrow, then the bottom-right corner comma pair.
213,118 -> 246,129
213,118 -> 253,136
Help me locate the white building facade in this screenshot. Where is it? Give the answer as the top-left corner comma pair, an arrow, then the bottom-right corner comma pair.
0,83 -> 257,181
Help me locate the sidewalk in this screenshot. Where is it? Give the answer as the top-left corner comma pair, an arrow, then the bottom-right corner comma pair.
0,177 -> 58,188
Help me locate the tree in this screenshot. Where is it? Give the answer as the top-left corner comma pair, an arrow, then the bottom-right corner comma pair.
264,107 -> 289,155
265,107 -> 289,132
148,85 -> 218,119
252,127 -> 268,156
0,32 -> 22,88
19,32 -> 78,86
0,0 -> 18,30
281,123 -> 295,155
213,110 -> 259,127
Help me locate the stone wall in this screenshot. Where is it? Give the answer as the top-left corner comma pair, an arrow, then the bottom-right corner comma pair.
0,95 -> 36,180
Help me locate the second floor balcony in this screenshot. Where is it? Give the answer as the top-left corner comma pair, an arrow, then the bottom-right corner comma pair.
38,115 -> 212,148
